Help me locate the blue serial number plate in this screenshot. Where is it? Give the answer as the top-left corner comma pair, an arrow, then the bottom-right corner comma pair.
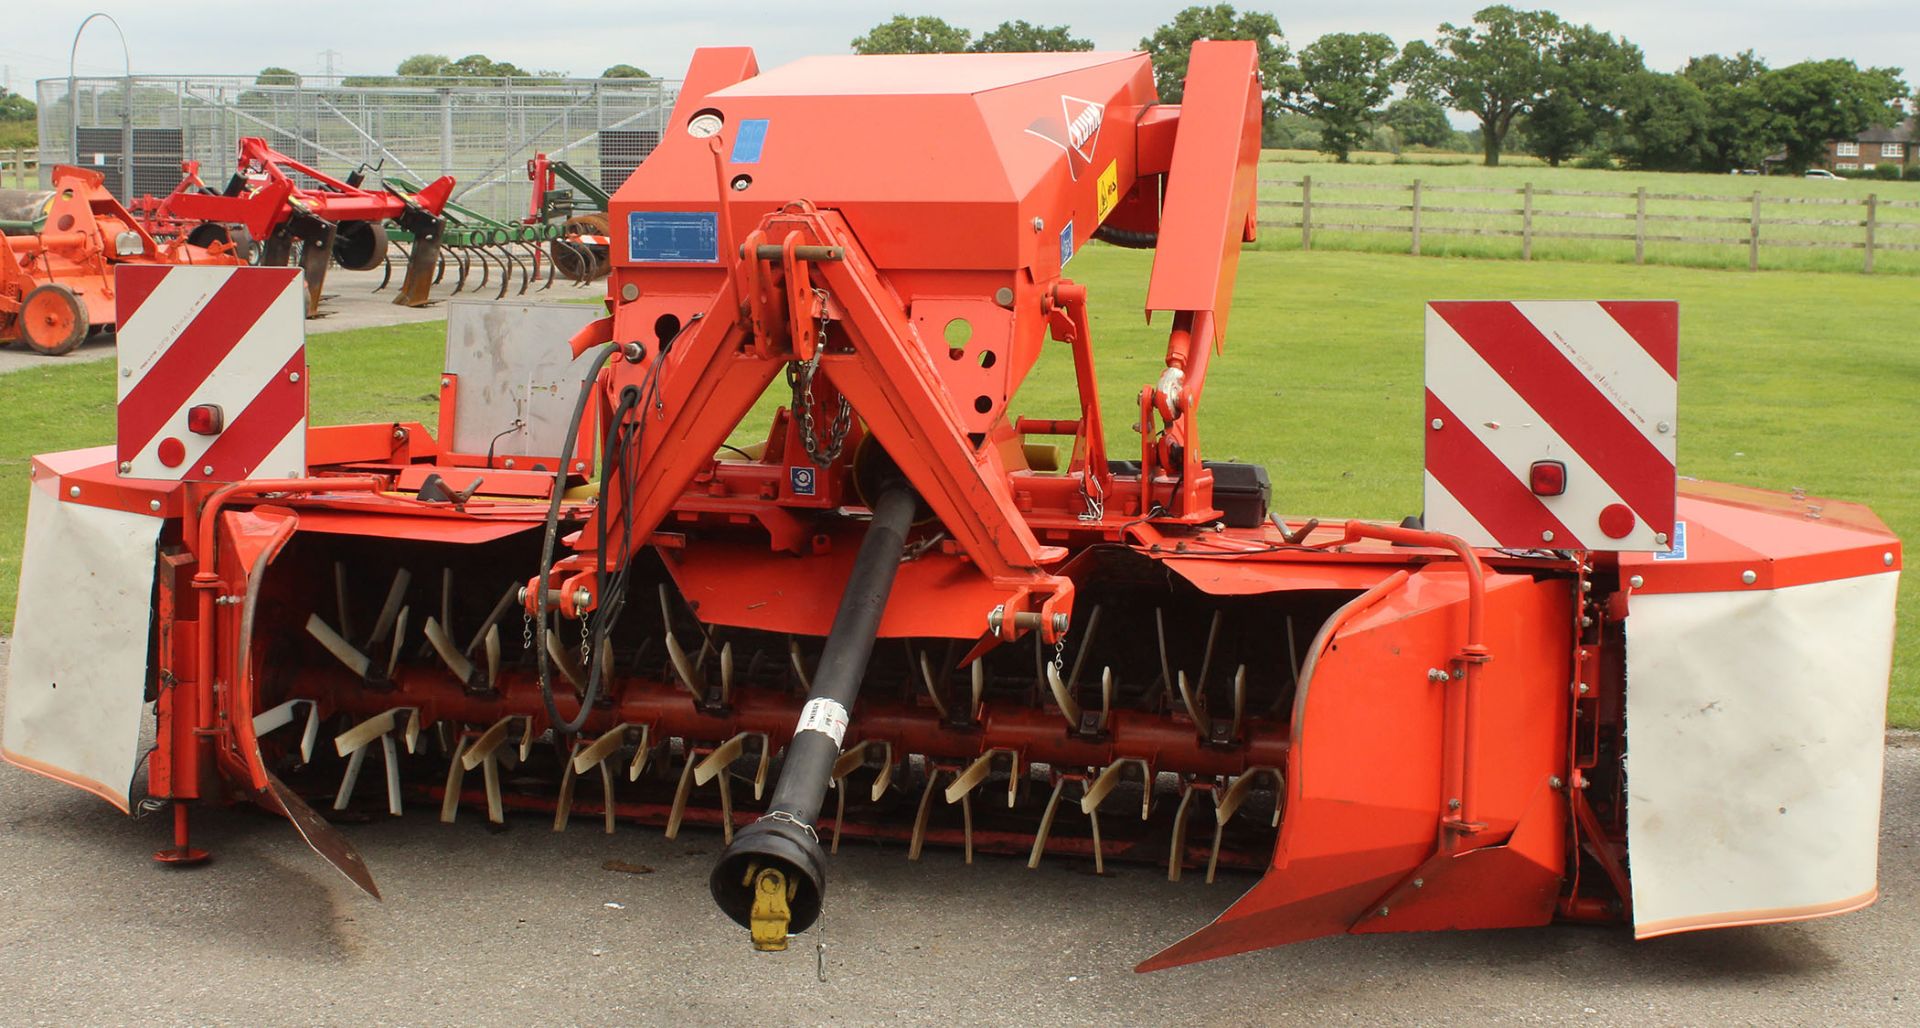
627,211 -> 719,263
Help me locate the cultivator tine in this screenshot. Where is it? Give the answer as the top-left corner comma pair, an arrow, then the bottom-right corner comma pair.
970,659 -> 986,714
451,251 -> 471,294
1176,671 -> 1208,736
252,698 -> 320,763
907,768 -> 949,862
1208,767 -> 1284,882
918,651 -> 949,719
298,222 -> 336,318
423,616 -> 476,686
386,607 -> 410,680
1030,773 -> 1108,873
394,209 -> 444,308
367,569 -> 412,648
1230,665 -> 1247,742
333,562 -> 355,641
450,715 -> 531,824
667,753 -> 698,839
545,630 -> 587,696
475,250 -> 491,292
467,585 -> 519,656
484,627 -> 502,691
1168,781 -> 1202,882
376,241 -> 403,293
1098,667 -> 1114,731
1155,607 -> 1174,700
554,736 -> 622,835
718,642 -> 735,707
439,737 -> 470,823
1082,757 -> 1153,822
1045,662 -> 1081,728
306,613 -> 373,679
828,740 -> 893,853
788,638 -> 812,691
434,255 -> 447,284
332,708 -> 420,816
664,628 -> 706,699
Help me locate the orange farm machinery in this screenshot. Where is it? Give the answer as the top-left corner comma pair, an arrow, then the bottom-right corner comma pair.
140,136 -> 455,315
1,44 -> 1902,972
0,165 -> 242,356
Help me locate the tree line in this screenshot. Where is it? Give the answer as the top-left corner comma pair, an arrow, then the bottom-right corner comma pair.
851,5 -> 1913,173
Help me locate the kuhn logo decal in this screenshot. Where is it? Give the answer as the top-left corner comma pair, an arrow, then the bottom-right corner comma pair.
1024,95 -> 1106,179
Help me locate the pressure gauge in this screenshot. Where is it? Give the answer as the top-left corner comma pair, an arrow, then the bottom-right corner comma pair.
687,110 -> 725,138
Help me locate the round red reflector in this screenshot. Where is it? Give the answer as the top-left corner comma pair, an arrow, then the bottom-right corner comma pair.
1598,503 -> 1636,539
156,437 -> 186,468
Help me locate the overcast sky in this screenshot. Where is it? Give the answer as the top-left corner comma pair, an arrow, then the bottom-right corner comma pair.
2,2 -> 1913,93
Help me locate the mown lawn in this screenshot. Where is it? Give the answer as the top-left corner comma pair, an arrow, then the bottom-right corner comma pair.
1255,154 -> 1920,276
1,246 -> 1912,723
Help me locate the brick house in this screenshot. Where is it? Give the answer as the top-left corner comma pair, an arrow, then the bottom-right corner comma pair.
1822,115 -> 1916,173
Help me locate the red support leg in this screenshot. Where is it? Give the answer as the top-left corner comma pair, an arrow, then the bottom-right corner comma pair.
153,802 -> 211,866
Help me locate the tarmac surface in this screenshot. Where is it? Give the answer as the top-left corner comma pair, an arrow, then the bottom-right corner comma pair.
1,266 -> 1916,1024
0,265 -> 576,376
0,633 -> 1915,1026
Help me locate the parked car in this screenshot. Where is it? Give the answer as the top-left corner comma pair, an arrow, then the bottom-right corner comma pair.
1805,169 -> 1842,180
1729,168 -> 1760,175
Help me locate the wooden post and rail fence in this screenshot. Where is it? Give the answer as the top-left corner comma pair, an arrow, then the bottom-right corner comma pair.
1267,175 -> 1920,273
1,149 -> 38,189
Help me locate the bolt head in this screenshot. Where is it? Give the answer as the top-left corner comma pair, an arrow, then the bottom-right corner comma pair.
202,465 -> 214,475
288,371 -> 301,383
1886,552 -> 1896,567
1447,798 -> 1461,810
620,283 -> 640,302
504,458 -> 516,469
1629,574 -> 1644,589
392,427 -> 407,440
1430,417 -> 1444,430
573,587 -> 591,608
67,485 -> 80,498
149,499 -> 162,512
1578,682 -> 1591,695
117,461 -> 132,474
994,286 -> 1015,307
1377,907 -> 1390,918
1427,668 -> 1448,683
1741,569 -> 1757,585
1656,420 -> 1671,434
1541,529 -> 1555,543
441,377 -> 451,388
1655,532 -> 1668,545
1412,878 -> 1424,889
1549,776 -> 1564,789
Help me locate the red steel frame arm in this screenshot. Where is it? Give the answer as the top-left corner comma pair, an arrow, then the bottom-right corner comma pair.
1134,41 -> 1264,519
547,203 -> 1071,636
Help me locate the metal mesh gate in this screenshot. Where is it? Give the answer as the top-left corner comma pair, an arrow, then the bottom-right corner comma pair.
36,75 -> 678,220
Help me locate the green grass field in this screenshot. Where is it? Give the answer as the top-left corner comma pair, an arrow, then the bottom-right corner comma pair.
1256,154 -> 1920,276
1,246 -> 1912,724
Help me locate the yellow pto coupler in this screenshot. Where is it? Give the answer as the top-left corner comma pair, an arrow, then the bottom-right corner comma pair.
746,864 -> 796,951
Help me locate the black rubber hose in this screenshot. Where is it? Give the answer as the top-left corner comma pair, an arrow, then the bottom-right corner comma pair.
532,342 -> 619,735
709,483 -> 919,935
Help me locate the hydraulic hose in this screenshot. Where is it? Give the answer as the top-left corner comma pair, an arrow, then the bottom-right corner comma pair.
709,483 -> 919,939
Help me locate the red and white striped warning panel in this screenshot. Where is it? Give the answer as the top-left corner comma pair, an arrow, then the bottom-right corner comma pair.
115,265 -> 308,483
1424,300 -> 1678,552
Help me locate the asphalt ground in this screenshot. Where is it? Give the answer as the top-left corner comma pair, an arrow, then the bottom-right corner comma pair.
0,633 -> 1915,1026
0,265 -> 590,376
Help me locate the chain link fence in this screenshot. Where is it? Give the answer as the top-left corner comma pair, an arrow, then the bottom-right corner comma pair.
35,75 -> 679,220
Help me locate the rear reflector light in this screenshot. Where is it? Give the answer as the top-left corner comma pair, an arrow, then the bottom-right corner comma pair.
1529,460 -> 1566,496
187,404 -> 224,435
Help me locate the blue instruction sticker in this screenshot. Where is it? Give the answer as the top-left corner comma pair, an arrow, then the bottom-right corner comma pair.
731,119 -> 770,164
1059,220 -> 1075,266
1652,520 -> 1687,560
627,211 -> 719,263
789,465 -> 817,497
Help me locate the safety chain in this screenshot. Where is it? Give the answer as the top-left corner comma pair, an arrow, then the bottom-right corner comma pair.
789,288 -> 852,469
1077,469 -> 1106,523
522,609 -> 534,652
757,808 -> 820,844
1052,634 -> 1066,675
580,611 -> 592,668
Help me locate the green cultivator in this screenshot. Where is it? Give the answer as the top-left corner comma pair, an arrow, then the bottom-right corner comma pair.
379,177 -> 604,298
